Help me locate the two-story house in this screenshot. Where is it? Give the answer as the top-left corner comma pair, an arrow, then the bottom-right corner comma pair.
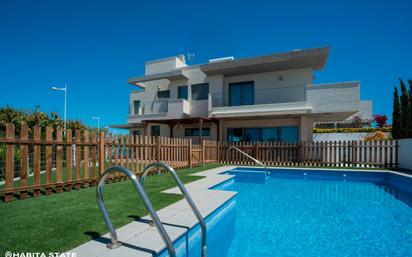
114,47 -> 371,143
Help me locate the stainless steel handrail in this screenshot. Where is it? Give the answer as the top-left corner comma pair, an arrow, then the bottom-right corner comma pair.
141,162 -> 207,257
227,146 -> 268,172
96,166 -> 176,257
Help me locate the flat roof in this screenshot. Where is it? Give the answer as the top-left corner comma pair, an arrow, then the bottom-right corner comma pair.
199,47 -> 329,76
127,46 -> 330,86
128,69 -> 188,86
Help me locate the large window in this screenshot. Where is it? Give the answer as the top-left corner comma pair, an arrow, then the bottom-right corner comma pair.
227,128 -> 243,142
133,100 -> 140,115
185,128 -> 210,137
178,86 -> 188,100
227,126 -> 298,142
157,90 -> 170,98
191,83 -> 209,100
151,125 -> 160,136
280,126 -> 298,143
229,81 -> 254,106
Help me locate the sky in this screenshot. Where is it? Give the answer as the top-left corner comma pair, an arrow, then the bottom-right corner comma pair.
1,0 -> 411,128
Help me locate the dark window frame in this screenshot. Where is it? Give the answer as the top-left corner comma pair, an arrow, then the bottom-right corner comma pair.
157,90 -> 170,98
184,127 -> 211,137
133,100 -> 141,115
226,126 -> 299,142
151,125 -> 161,136
191,83 -> 209,100
228,81 -> 254,106
178,85 -> 188,100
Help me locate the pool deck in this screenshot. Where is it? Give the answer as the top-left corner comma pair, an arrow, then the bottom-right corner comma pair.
70,165 -> 237,257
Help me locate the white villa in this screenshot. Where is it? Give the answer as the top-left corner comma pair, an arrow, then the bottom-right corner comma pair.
113,47 -> 372,143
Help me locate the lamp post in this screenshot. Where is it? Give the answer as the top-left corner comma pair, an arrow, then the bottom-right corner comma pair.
92,116 -> 100,134
51,83 -> 67,135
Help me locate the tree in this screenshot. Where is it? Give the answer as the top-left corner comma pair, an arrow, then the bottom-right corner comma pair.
392,87 -> 401,139
399,79 -> 410,138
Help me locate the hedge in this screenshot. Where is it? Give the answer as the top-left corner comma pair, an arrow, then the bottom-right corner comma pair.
313,127 -> 392,134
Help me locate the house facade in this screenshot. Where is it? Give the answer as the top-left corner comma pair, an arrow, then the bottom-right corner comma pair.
116,47 -> 371,143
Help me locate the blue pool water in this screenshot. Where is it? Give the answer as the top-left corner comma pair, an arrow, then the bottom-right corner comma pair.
160,168 -> 412,257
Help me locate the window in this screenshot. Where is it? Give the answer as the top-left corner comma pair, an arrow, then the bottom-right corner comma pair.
191,83 -> 209,100
244,128 -> 260,142
229,81 -> 254,106
157,90 -> 170,98
262,128 -> 278,142
133,100 -> 140,115
151,125 -> 160,136
226,126 -> 298,142
185,128 -> 210,137
178,86 -> 188,100
227,128 -> 243,142
280,126 -> 298,143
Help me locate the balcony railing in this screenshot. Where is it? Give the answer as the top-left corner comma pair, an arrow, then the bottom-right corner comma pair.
128,98 -> 190,123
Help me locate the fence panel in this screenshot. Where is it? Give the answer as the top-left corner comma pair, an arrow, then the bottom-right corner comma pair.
220,140 -> 399,169
0,122 -> 400,202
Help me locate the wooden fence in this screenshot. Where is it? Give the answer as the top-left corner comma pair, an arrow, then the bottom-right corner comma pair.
0,123 -> 400,202
220,140 -> 399,168
0,123 -> 218,202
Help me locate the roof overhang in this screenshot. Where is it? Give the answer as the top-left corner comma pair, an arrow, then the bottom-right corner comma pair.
200,47 -> 329,76
128,69 -> 188,88
109,123 -> 144,129
141,117 -> 218,125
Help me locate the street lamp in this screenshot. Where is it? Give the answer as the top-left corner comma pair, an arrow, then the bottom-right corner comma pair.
92,116 -> 100,133
51,83 -> 67,134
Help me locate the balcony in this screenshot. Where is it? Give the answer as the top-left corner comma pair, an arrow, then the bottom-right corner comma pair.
209,101 -> 312,118
128,98 -> 190,123
208,81 -> 361,120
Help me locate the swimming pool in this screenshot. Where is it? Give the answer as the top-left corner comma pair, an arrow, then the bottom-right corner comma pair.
160,167 -> 412,257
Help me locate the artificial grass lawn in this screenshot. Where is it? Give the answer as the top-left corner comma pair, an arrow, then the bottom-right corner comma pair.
0,163 -> 222,254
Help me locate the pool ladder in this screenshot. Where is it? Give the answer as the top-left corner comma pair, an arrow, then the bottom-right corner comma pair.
96,162 -> 207,257
227,146 -> 268,174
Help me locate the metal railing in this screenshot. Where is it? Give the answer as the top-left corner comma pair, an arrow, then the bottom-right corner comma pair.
96,166 -> 176,257
141,162 -> 207,257
227,146 -> 268,172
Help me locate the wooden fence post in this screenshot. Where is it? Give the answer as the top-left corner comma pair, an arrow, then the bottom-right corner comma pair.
83,130 -> 89,187
201,139 -> 205,166
4,123 -> 15,202
216,141 -> 220,163
45,126 -> 53,195
20,124 -> 29,199
56,128 -> 63,193
33,126 -> 41,196
74,130 -> 81,190
65,129 -> 72,192
188,139 -> 192,168
156,136 -> 161,163
99,131 -> 105,177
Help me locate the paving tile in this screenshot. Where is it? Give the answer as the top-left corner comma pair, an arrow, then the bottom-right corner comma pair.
71,165 -> 236,257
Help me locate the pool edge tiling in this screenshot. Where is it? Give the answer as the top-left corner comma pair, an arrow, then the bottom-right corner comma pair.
71,165 -> 238,257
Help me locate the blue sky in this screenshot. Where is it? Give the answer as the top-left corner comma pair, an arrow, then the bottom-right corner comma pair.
1,0 -> 411,128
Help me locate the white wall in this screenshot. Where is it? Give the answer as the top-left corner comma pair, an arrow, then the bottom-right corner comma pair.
221,68 -> 313,107
307,82 -> 360,113
399,139 -> 412,170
